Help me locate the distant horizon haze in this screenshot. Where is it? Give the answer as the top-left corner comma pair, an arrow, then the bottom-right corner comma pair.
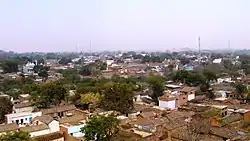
0,0 -> 250,52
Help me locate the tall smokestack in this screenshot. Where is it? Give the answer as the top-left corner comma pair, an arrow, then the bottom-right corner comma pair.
198,36 -> 201,56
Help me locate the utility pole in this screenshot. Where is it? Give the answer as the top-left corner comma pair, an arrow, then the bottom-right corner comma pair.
75,44 -> 78,53
198,36 -> 201,56
228,40 -> 231,55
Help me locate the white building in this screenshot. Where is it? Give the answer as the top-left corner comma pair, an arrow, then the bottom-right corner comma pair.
23,62 -> 36,74
20,124 -> 51,137
13,103 -> 34,113
32,115 -> 60,134
106,60 -> 114,70
158,87 -> 196,110
11,115 -> 61,137
60,123 -> 85,138
217,77 -> 233,84
212,58 -> 222,64
159,98 -> 176,110
5,111 -> 42,125
59,115 -> 87,138
71,57 -> 81,63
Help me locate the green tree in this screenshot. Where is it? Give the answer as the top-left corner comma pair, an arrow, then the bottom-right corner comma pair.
203,69 -> 217,82
31,81 -> 67,108
0,131 -> 34,141
185,73 -> 206,86
0,97 -> 13,123
38,69 -> 48,80
173,70 -> 189,83
240,55 -> 250,75
0,79 -> 17,91
146,75 -> 164,105
79,66 -> 92,76
5,88 -> 20,100
206,91 -> 215,99
21,84 -> 39,94
57,68 -> 80,84
80,93 -> 101,105
58,57 -> 71,65
101,82 -> 134,114
200,82 -> 210,92
75,93 -> 101,111
33,65 -> 43,73
76,79 -> 99,94
81,115 -> 120,141
1,59 -> 20,73
235,83 -> 248,99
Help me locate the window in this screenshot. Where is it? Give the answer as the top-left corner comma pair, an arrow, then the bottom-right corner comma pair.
20,119 -> 24,124
183,97 -> 186,99
25,118 -> 27,121
70,133 -> 73,136
221,111 -> 227,117
29,117 -> 32,122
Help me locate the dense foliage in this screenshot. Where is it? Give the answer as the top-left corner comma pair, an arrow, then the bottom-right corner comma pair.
0,59 -> 20,73
0,131 -> 34,141
146,75 -> 164,104
31,81 -> 67,108
100,81 -> 134,114
0,97 -> 13,123
81,115 -> 120,141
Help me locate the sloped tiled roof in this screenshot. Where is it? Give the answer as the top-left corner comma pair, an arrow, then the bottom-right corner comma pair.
139,111 -> 155,118
180,87 -> 196,93
41,104 -> 76,115
59,114 -> 87,124
221,113 -> 243,126
0,123 -> 18,133
20,124 -> 49,133
34,131 -> 64,141
210,127 -> 238,139
33,115 -> 54,125
133,118 -> 153,127
14,102 -> 32,108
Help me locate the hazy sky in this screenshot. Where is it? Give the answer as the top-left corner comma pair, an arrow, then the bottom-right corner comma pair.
0,0 -> 250,52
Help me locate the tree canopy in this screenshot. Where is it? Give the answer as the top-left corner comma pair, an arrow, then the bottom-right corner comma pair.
146,75 -> 164,105
58,57 -> 72,65
31,81 -> 67,108
79,61 -> 106,76
101,82 -> 134,114
38,69 -> 48,80
202,69 -> 217,82
0,97 -> 13,123
100,82 -> 134,114
79,93 -> 101,105
0,131 -> 34,141
81,115 -> 120,141
0,59 -> 20,73
235,83 -> 248,100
